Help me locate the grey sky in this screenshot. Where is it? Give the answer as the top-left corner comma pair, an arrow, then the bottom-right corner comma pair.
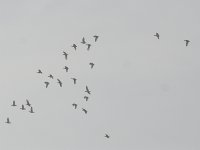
0,0 -> 200,150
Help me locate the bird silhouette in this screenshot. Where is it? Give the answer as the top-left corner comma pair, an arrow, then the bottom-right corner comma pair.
86,44 -> 91,50
29,107 -> 34,113
26,99 -> 31,107
57,79 -> 62,87
63,51 -> 68,60
37,69 -> 42,74
11,101 -> 17,106
93,35 -> 99,42
72,44 -> 77,50
154,33 -> 160,39
44,82 -> 50,88
81,37 -> 86,44
184,40 -> 190,46
71,78 -> 77,84
82,108 -> 87,114
64,66 -> 69,72
5,118 -> 11,124
85,86 -> 91,95
72,103 -> 77,109
48,74 -> 54,79
105,134 -> 110,138
20,105 -> 26,110
89,62 -> 94,69
84,96 -> 89,101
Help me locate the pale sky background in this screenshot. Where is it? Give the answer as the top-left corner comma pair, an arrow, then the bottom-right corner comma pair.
0,0 -> 200,150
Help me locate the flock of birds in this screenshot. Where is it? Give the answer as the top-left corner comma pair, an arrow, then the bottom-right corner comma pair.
36,35 -> 110,139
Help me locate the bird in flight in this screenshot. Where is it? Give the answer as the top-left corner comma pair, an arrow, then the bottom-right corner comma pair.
48,74 -> 54,79
93,35 -> 99,42
154,33 -> 160,39
71,78 -> 77,84
37,69 -> 42,74
82,108 -> 87,114
72,103 -> 77,109
105,134 -> 110,138
26,99 -> 31,107
84,96 -> 89,101
85,86 -> 91,95
57,79 -> 62,87
72,44 -> 77,50
184,40 -> 190,46
81,37 -> 86,44
20,105 -> 26,110
44,82 -> 50,88
86,44 -> 91,50
89,62 -> 94,69
64,66 -> 69,72
29,107 -> 34,113
11,101 -> 17,106
63,51 -> 68,60
5,118 -> 11,124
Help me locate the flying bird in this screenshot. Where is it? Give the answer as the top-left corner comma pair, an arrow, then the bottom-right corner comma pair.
5,118 -> 11,124
57,79 -> 62,87
26,99 -> 31,107
63,51 -> 68,60
86,44 -> 91,50
105,134 -> 110,138
85,86 -> 91,95
64,66 -> 69,72
72,44 -> 77,50
44,82 -> 50,88
89,62 -> 94,69
48,74 -> 54,79
37,69 -> 42,74
154,33 -> 160,39
29,107 -> 34,113
71,78 -> 77,84
82,108 -> 87,114
84,96 -> 89,101
72,103 -> 77,109
81,37 -> 86,44
184,40 -> 190,46
11,101 -> 17,106
20,105 -> 26,110
93,35 -> 99,42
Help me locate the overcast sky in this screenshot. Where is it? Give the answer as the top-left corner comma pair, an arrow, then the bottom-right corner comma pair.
0,0 -> 200,150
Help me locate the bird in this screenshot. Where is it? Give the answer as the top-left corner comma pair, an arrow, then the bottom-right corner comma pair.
63,66 -> 69,72
5,118 -> 11,124
29,107 -> 34,113
89,62 -> 94,69
86,44 -> 91,50
81,37 -> 86,44
82,108 -> 87,114
93,35 -> 99,42
57,79 -> 62,87
85,86 -> 91,95
72,103 -> 77,109
44,82 -> 50,88
105,134 -> 110,138
48,74 -> 54,79
11,101 -> 17,106
26,99 -> 31,107
72,44 -> 77,50
20,105 -> 26,110
84,96 -> 89,101
37,69 -> 42,74
184,40 -> 190,46
71,78 -> 77,84
63,51 -> 68,60
154,33 -> 160,39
